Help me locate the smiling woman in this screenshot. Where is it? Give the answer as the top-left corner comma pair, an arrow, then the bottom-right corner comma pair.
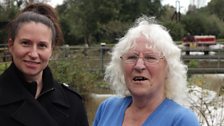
0,3 -> 89,126
8,20 -> 53,87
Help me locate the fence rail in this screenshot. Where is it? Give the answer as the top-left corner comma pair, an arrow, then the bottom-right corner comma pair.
181,46 -> 224,74
0,45 -> 223,74
188,68 -> 224,74
182,55 -> 224,60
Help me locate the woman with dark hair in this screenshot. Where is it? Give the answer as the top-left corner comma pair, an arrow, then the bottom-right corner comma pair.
0,3 -> 88,126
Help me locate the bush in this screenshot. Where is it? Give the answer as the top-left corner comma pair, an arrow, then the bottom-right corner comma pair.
187,60 -> 199,68
49,54 -> 101,97
0,62 -> 10,74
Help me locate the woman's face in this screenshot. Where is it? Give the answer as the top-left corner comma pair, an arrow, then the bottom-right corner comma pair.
8,22 -> 53,81
121,36 -> 168,99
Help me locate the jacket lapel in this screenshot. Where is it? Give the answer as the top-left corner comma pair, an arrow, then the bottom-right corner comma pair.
38,67 -> 71,125
0,64 -> 71,126
38,81 -> 70,125
0,64 -> 59,126
11,100 -> 59,126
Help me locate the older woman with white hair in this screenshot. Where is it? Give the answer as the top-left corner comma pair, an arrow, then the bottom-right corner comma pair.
93,16 -> 200,126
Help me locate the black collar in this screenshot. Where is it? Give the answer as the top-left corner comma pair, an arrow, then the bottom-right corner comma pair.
0,63 -> 70,108
11,63 -> 55,95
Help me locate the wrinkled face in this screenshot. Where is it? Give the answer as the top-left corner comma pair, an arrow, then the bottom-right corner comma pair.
8,22 -> 53,81
121,36 -> 168,98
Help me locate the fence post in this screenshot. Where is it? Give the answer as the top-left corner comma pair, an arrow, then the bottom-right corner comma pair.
100,43 -> 106,74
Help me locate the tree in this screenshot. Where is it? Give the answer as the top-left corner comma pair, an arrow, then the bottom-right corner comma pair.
163,21 -> 185,40
0,0 -> 55,44
159,5 -> 176,21
0,0 -> 20,44
207,0 -> 224,21
181,11 -> 224,38
57,0 -> 163,45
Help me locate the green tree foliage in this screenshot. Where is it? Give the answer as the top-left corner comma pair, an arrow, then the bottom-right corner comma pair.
163,21 -> 185,40
207,0 -> 224,21
0,0 -> 49,44
182,13 -> 206,35
159,5 -> 176,21
57,0 -> 163,45
2,0 -> 224,45
181,12 -> 224,37
0,0 -> 20,44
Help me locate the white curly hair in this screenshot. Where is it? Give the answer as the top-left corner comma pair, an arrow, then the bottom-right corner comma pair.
104,16 -> 188,105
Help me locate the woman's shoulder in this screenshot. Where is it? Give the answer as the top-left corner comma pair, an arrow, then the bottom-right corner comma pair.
164,99 -> 200,125
93,96 -> 130,126
166,99 -> 195,114
96,96 -> 131,111
59,82 -> 82,99
101,96 -> 131,106
164,99 -> 194,115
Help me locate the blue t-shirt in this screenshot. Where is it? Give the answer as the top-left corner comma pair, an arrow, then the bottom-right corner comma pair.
93,96 -> 200,126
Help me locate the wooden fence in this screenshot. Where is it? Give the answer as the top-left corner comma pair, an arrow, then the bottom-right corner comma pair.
181,48 -> 224,74
0,45 -> 224,74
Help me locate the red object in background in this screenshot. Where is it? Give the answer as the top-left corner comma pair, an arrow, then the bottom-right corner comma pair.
193,35 -> 216,44
183,35 -> 216,46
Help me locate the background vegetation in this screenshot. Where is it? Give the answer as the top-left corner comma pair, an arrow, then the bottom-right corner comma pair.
0,0 -> 224,125
1,0 -> 224,45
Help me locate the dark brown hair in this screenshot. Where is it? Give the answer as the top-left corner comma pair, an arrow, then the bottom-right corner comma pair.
8,3 -> 64,46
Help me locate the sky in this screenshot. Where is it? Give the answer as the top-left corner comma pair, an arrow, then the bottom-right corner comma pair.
161,0 -> 211,13
48,0 -> 211,13
47,0 -> 64,7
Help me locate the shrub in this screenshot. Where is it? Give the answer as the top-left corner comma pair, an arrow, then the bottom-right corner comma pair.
188,59 -> 199,68
49,54 -> 101,97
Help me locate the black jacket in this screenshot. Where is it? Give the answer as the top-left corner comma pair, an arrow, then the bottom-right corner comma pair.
0,63 -> 89,126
